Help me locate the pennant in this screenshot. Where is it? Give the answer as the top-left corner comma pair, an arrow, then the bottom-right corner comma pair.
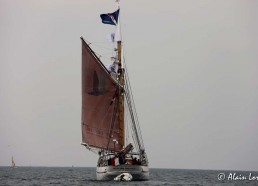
100,9 -> 120,25
107,32 -> 115,42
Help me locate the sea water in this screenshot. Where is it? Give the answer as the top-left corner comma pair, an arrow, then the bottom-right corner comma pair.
0,167 -> 258,185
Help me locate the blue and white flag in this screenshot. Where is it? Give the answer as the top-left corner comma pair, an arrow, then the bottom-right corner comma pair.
100,9 -> 120,26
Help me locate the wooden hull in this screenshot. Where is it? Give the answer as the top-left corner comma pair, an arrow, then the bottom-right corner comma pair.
96,165 -> 149,181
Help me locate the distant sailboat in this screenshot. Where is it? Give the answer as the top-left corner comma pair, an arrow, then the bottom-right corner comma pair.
11,156 -> 16,168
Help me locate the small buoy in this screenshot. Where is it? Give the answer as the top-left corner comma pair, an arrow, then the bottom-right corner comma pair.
114,173 -> 133,181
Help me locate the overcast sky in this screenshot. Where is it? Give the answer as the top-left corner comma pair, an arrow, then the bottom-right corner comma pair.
1,0 -> 258,171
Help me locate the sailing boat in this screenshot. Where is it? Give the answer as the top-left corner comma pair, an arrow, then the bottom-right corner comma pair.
11,156 -> 16,168
80,5 -> 149,181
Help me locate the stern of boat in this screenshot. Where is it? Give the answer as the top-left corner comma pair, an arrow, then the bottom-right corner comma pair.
96,165 -> 149,181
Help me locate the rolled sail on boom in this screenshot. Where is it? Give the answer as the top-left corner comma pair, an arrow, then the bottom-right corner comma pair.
81,37 -> 122,151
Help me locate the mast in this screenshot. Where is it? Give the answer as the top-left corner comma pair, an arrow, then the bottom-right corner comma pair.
117,39 -> 124,149
115,1 -> 124,149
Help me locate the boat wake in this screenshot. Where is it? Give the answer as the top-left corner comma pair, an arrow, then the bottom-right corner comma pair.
114,173 -> 132,181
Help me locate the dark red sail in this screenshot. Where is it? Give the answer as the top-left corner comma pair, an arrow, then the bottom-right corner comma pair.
81,37 -> 122,151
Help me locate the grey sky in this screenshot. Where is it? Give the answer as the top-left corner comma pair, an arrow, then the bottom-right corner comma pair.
1,0 -> 258,171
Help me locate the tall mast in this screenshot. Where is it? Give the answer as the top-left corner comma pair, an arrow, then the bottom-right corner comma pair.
117,40 -> 124,150
116,5 -> 124,148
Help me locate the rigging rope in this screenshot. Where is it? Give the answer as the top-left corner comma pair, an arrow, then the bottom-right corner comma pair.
120,28 -> 145,151
106,91 -> 119,150
123,62 -> 145,151
124,77 -> 142,152
124,96 -> 139,152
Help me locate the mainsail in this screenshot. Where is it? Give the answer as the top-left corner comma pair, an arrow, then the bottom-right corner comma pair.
81,37 -> 123,151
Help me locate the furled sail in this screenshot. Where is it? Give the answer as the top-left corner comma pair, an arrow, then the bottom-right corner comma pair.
81,37 -> 122,151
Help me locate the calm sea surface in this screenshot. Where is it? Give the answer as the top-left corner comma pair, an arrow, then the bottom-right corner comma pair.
0,167 -> 257,185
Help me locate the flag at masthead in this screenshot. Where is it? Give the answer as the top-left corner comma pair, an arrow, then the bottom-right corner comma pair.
100,9 -> 120,26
